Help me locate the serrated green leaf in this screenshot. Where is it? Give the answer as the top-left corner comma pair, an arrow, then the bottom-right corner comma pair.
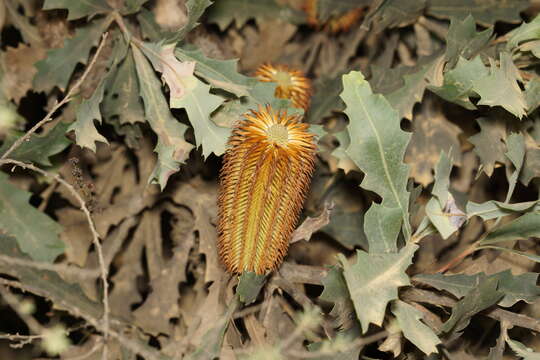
170,75 -> 228,158
425,195 -> 465,240
466,200 -> 539,221
364,204 -> 401,253
319,265 -> 354,327
427,0 -> 528,26
469,116 -> 507,177
443,15 -> 493,67
0,234 -> 102,318
480,246 -> 540,263
429,56 -> 488,110
132,47 -> 194,189
175,45 -> 256,97
0,172 -> 64,262
43,0 -> 112,20
507,338 -> 540,359
341,71 -> 411,241
414,270 -> 540,308
441,277 -> 503,333
472,55 -> 527,119
165,0 -> 213,43
137,8 -> 162,42
391,300 -> 440,355
481,212 -> 540,245
365,0 -> 426,31
525,77 -> 540,113
206,0 -> 305,30
338,244 -> 418,332
102,49 -> 145,125
70,79 -> 108,152
386,55 -> 442,120
0,122 -> 71,166
237,272 -> 266,305
33,17 -> 112,92
306,75 -> 345,124
507,14 -> 540,50
121,0 -> 149,15
432,151 -> 452,207
504,133 -> 525,202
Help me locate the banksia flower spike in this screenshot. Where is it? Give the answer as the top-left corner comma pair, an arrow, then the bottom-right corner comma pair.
254,64 -> 312,112
303,0 -> 364,33
217,105 -> 317,275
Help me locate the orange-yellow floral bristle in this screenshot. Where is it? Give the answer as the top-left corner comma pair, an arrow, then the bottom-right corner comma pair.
254,64 -> 312,112
217,105 -> 317,275
303,0 -> 364,33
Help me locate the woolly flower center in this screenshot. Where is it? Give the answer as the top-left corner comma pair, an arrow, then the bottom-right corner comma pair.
273,71 -> 293,89
267,124 -> 289,145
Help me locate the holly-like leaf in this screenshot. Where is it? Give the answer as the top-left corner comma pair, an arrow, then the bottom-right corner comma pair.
443,15 -> 493,67
42,0 -> 112,20
466,200 -> 539,221
170,74 -> 228,158
391,300 -> 440,355
338,244 -> 418,332
341,71 -> 411,242
121,0 -> 149,15
206,0 -> 305,30
525,78 -> 540,113
306,75 -> 345,124
33,17 -> 112,92
506,338 -> 540,360
175,45 -> 256,97
507,14 -> 540,51
0,172 -> 64,262
132,47 -> 194,189
237,272 -> 266,305
441,277 -> 503,334
472,54 -> 527,119
414,270 -> 540,308
386,55 -> 443,120
429,56 -> 489,110
504,133 -> 526,202
427,0 -> 529,26
481,212 -> 540,246
0,122 -> 71,166
469,116 -> 507,177
319,265 -> 355,328
70,79 -> 108,152
166,0 -> 213,43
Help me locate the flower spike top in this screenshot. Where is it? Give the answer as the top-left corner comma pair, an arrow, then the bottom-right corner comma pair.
254,63 -> 312,112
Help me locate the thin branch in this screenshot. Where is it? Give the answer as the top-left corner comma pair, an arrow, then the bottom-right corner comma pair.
0,32 -> 109,161
0,286 -> 44,335
0,160 -> 110,350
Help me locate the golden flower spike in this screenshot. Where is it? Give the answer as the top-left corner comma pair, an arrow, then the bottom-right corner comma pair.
303,0 -> 364,34
217,105 -> 317,275
254,64 -> 312,112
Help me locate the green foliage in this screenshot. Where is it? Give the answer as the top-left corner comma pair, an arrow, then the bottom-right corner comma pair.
0,173 -> 64,262
391,300 -> 440,355
427,0 -> 529,25
415,270 -> 540,307
0,122 -> 71,166
338,244 -> 418,332
341,71 -> 412,244
237,272 -> 266,305
42,0 -> 111,20
132,46 -> 194,189
33,17 -> 112,92
441,277 -> 503,334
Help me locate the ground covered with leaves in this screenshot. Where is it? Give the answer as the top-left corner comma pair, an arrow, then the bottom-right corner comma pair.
0,0 -> 540,359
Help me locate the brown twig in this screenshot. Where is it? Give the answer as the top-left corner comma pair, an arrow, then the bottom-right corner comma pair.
0,32 -> 109,161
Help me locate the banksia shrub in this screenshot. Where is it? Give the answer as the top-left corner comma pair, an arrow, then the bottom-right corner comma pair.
254,64 -> 312,112
217,105 -> 317,274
